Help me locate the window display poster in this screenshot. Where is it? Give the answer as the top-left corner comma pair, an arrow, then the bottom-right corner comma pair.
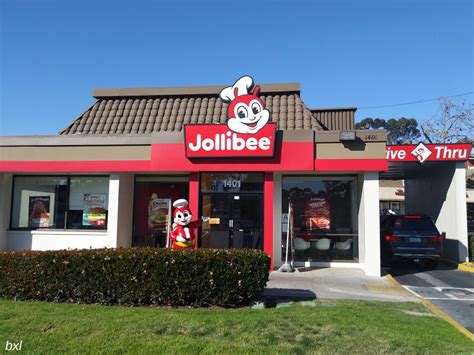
82,193 -> 107,226
305,197 -> 330,230
28,196 -> 50,228
148,194 -> 171,231
282,213 -> 288,232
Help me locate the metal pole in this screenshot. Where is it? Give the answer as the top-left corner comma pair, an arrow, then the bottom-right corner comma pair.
278,200 -> 294,272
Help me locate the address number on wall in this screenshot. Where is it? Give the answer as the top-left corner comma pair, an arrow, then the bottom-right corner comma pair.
223,179 -> 241,188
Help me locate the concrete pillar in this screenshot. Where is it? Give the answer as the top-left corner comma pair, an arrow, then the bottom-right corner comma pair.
0,174 -> 13,250
405,162 -> 468,262
273,173 -> 282,268
107,173 -> 134,248
358,172 -> 381,276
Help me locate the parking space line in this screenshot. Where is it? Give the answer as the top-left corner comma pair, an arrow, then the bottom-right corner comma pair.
424,298 -> 474,301
388,274 -> 474,341
402,285 -> 474,301
414,272 -> 450,288
434,287 -> 474,292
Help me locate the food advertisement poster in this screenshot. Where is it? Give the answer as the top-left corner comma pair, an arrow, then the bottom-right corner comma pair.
28,196 -> 50,228
305,197 -> 330,230
82,194 -> 107,226
148,194 -> 171,231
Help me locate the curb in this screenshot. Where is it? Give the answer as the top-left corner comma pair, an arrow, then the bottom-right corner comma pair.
385,274 -> 474,342
442,259 -> 474,273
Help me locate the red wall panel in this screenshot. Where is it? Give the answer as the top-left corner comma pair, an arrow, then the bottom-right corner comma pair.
264,172 -> 274,269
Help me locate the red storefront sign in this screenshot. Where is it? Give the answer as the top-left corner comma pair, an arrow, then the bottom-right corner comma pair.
184,75 -> 277,158
185,123 -> 277,158
386,143 -> 472,164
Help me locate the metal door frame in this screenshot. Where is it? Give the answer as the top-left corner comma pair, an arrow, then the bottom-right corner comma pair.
199,192 -> 264,249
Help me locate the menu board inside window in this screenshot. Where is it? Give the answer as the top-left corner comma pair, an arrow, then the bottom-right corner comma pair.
82,193 -> 107,227
148,195 -> 171,231
200,173 -> 264,193
28,196 -> 51,228
304,197 -> 330,230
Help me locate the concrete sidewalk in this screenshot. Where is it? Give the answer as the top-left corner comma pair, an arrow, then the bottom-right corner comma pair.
265,267 -> 419,302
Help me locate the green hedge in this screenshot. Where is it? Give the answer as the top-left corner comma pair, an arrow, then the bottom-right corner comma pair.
0,248 -> 270,307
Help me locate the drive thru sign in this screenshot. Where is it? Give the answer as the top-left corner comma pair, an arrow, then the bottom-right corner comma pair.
386,143 -> 472,164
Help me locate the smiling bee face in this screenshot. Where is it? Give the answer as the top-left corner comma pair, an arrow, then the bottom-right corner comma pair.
220,76 -> 271,135
174,208 -> 192,226
227,95 -> 270,134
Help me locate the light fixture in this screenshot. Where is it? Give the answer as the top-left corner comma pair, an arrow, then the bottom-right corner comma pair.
339,131 -> 356,141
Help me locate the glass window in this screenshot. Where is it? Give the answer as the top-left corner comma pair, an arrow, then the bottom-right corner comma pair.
282,177 -> 357,262
132,177 -> 189,247
67,177 -> 109,229
11,176 -> 68,229
380,201 -> 390,215
201,173 -> 263,193
11,175 -> 109,230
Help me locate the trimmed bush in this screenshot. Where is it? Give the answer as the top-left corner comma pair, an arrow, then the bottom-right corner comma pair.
0,248 -> 270,307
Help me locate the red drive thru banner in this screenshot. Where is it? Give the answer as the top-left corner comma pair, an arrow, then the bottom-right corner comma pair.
184,75 -> 277,158
386,143 -> 472,164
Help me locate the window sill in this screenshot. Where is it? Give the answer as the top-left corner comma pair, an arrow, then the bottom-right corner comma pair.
8,229 -> 108,236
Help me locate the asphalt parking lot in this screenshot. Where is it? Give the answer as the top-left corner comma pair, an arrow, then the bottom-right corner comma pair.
388,262 -> 474,333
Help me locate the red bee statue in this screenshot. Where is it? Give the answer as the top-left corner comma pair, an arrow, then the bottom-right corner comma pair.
169,199 -> 207,249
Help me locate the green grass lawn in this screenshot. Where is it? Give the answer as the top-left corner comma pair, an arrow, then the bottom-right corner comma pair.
0,299 -> 472,354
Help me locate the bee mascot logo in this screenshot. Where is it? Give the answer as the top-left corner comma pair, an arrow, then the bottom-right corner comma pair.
184,75 -> 276,157
170,199 -> 208,249
220,75 -> 271,134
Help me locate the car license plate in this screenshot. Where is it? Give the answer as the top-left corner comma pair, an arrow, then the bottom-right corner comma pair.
410,237 -> 421,243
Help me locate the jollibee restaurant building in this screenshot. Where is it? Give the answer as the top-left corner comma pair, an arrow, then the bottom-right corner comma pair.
0,78 -> 471,276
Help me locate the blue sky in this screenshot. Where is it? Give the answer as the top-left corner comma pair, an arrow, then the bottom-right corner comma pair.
1,0 -> 472,136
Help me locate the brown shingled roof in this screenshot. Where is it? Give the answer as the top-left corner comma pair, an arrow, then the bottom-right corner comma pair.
311,107 -> 356,131
60,83 -> 327,135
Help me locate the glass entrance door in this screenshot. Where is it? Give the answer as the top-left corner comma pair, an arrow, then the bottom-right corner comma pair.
232,195 -> 263,249
201,194 -> 263,250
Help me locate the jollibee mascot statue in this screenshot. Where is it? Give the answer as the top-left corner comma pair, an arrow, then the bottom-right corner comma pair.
170,199 -> 207,249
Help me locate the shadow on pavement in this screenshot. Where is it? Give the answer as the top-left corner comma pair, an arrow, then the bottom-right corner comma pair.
383,260 -> 456,277
263,288 -> 316,302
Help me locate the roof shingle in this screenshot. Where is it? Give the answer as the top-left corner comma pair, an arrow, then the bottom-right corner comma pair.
60,83 -> 341,135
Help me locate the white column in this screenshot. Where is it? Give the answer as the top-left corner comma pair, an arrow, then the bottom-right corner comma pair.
448,162 -> 469,262
0,174 -> 13,250
273,173 -> 283,267
107,173 -> 134,248
358,172 -> 381,276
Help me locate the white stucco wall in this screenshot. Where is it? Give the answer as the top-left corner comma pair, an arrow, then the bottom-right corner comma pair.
358,172 -> 381,276
379,186 -> 405,201
107,173 -> 134,248
6,230 -> 109,250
